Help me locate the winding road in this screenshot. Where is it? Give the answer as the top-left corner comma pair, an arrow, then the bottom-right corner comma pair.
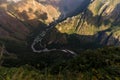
31,0 -> 94,55
31,14 -> 77,55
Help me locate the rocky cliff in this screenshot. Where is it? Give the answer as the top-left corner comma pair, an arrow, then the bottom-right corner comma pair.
55,0 -> 120,46
0,0 -> 59,41
0,0 -> 120,50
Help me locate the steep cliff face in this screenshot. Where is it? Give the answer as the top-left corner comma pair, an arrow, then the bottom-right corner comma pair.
0,0 -> 120,50
0,0 -> 59,41
0,0 -> 94,48
56,0 -> 120,46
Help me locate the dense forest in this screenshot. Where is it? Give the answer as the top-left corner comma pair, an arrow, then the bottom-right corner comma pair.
0,45 -> 120,80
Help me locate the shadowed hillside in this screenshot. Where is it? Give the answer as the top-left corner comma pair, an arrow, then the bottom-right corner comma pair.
0,0 -> 120,80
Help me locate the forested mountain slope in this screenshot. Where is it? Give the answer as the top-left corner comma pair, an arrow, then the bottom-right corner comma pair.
0,0 -> 120,49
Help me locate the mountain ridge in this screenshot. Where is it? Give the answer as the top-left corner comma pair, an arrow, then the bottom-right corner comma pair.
0,0 -> 120,50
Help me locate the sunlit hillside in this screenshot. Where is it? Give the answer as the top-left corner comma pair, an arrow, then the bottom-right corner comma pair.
0,0 -> 120,80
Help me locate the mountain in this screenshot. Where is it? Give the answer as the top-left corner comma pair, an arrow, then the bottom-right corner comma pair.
0,1 -> 120,79
0,0 -> 59,41
55,0 -> 120,46
0,0 -> 120,50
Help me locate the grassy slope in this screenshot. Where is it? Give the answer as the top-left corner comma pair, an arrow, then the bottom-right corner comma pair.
56,0 -> 120,36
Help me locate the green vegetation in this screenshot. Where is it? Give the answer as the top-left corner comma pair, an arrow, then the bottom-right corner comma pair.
0,0 -> 120,79
0,46 -> 120,80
